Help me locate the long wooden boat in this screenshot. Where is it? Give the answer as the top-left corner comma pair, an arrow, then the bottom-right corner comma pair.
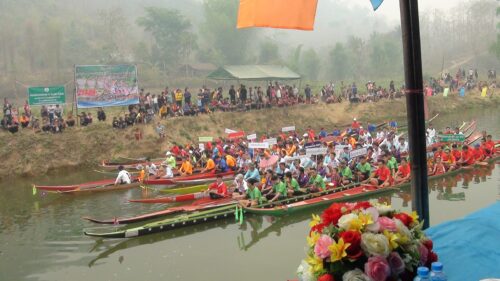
129,191 -> 209,204
34,178 -> 140,194
144,171 -> 236,187
83,197 -> 236,225
34,180 -> 141,194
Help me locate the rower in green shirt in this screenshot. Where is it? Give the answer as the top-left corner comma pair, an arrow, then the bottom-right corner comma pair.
238,178 -> 263,207
385,154 -> 397,176
164,151 -> 177,169
285,172 -> 306,196
307,168 -> 326,193
268,175 -> 287,203
356,157 -> 372,181
339,160 -> 353,185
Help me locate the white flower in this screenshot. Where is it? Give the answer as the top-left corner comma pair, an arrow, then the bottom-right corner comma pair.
374,203 -> 393,215
343,269 -> 371,281
395,219 -> 412,244
338,213 -> 359,230
360,232 -> 391,257
297,260 -> 314,281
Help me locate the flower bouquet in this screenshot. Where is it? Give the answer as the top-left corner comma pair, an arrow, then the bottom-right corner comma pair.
297,201 -> 438,281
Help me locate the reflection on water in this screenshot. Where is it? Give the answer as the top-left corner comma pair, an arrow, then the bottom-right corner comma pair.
0,108 -> 499,281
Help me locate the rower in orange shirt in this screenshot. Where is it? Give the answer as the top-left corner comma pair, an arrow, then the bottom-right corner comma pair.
441,147 -> 457,171
201,153 -> 216,173
430,157 -> 446,176
484,135 -> 496,157
285,141 -> 297,156
457,145 -> 475,166
179,156 -> 193,176
394,158 -> 411,184
472,143 -> 485,162
451,144 -> 462,161
225,153 -> 236,170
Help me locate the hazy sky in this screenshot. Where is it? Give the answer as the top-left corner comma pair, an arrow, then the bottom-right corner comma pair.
338,0 -> 453,25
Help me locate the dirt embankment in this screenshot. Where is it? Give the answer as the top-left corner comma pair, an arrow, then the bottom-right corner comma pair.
0,95 -> 498,180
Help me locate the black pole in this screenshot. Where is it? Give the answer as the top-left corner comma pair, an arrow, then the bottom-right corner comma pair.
399,0 -> 429,229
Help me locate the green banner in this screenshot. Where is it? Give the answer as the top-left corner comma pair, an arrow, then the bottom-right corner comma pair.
28,86 -> 66,105
438,134 -> 465,142
198,137 -> 213,142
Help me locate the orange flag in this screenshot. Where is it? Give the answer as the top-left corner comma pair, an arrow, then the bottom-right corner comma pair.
237,0 -> 318,31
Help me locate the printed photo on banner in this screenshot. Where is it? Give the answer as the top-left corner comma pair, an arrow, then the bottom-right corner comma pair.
75,65 -> 139,108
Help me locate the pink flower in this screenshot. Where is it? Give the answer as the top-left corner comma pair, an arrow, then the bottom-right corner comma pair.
378,217 -> 397,232
314,235 -> 334,259
364,256 -> 391,281
418,243 -> 429,265
387,252 -> 405,276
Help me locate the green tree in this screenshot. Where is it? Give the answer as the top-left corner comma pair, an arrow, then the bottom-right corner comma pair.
137,7 -> 196,71
329,43 -> 352,81
201,0 -> 255,64
301,48 -> 320,80
259,41 -> 280,63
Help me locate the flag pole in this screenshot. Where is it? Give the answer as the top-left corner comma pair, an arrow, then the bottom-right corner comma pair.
399,0 -> 429,228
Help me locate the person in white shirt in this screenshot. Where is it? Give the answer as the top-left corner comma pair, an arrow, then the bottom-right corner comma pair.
147,160 -> 158,176
397,137 -> 409,154
115,166 -> 132,185
427,124 -> 436,142
161,163 -> 174,178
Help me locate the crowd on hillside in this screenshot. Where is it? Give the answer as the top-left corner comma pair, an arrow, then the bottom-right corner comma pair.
1,68 -> 496,134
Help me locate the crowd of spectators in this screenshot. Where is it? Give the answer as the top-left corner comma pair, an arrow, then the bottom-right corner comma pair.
2,69 -> 496,134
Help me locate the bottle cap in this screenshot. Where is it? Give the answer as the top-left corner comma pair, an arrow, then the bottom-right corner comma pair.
417,267 -> 430,277
431,262 -> 443,272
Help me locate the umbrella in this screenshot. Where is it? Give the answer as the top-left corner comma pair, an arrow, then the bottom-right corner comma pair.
259,155 -> 279,169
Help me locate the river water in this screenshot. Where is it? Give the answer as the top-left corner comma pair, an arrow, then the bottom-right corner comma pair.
0,109 -> 498,281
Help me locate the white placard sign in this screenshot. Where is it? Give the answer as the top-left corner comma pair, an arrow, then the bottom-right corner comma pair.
306,147 -> 328,156
247,133 -> 257,140
263,138 -> 277,145
199,143 -> 205,150
225,128 -> 237,134
281,126 -> 296,132
349,147 -> 368,158
248,142 -> 269,149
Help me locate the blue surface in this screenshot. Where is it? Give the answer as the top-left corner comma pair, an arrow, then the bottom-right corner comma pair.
370,0 -> 384,11
426,202 -> 500,280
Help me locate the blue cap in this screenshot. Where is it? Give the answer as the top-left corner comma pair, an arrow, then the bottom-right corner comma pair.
417,267 -> 430,277
431,262 -> 443,272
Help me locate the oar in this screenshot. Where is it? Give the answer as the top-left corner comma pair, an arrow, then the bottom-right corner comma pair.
427,113 -> 439,123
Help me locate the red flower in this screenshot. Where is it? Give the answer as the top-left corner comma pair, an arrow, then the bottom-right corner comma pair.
426,251 -> 438,267
423,239 -> 433,251
352,201 -> 372,210
393,213 -> 413,227
339,230 -> 362,259
318,274 -> 335,281
310,222 -> 327,234
322,205 -> 344,226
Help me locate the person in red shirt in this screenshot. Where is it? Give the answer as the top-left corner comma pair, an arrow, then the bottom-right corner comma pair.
394,158 -> 411,184
207,175 -> 228,199
473,144 -> 485,162
451,144 -> 462,161
369,159 -> 391,187
351,118 -> 361,129
484,135 -> 496,157
430,157 -> 446,176
458,145 -> 475,166
441,148 -> 457,171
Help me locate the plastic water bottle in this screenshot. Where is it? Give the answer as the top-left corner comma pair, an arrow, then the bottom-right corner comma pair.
430,262 -> 447,281
414,267 -> 430,281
